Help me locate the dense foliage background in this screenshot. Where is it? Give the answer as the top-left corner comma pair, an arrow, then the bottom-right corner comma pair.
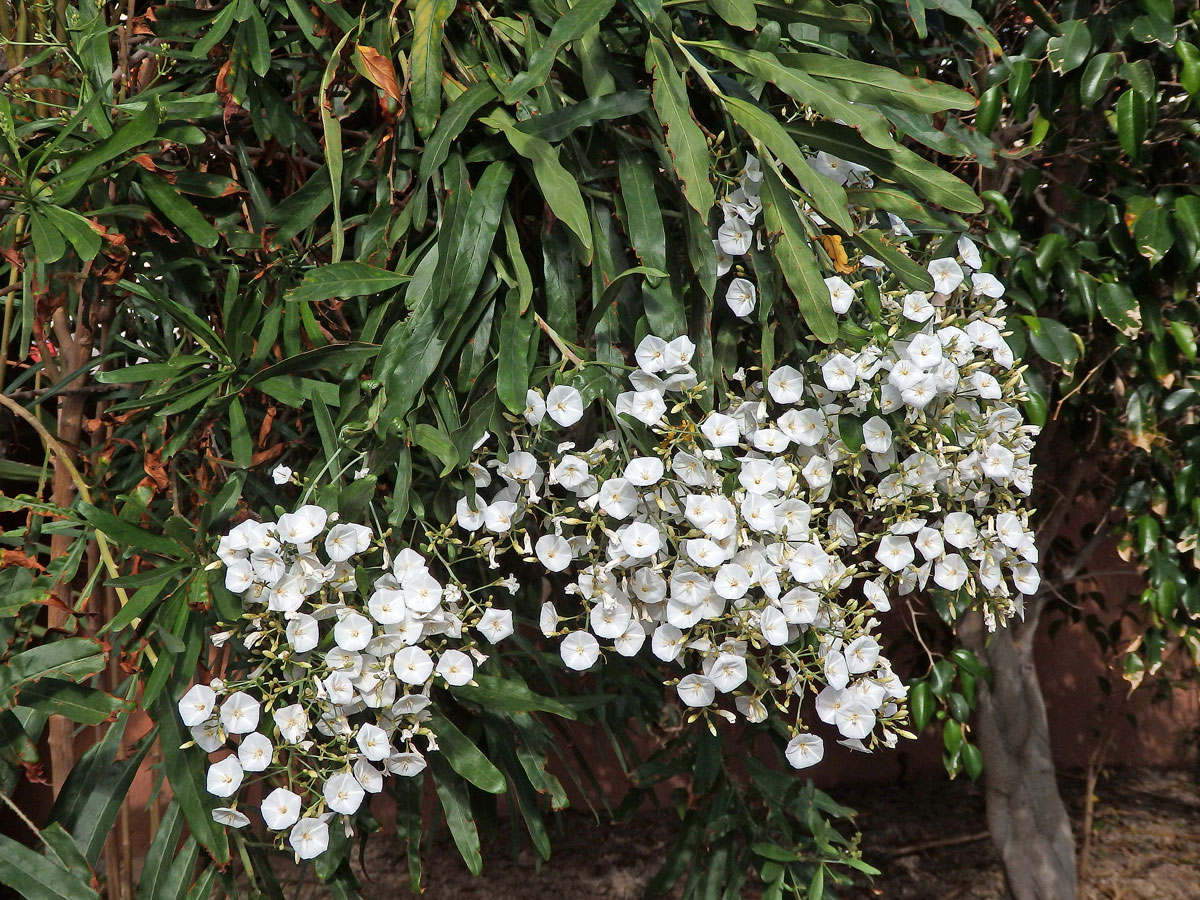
1,1 -> 1198,900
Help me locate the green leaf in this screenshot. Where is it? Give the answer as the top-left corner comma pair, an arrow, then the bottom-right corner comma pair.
0,834 -> 99,900
647,37 -> 713,215
40,206 -> 101,262
837,413 -> 864,452
760,165 -> 837,343
16,680 -> 130,724
0,638 -> 106,693
411,423 -> 459,474
482,112 -> 592,258
30,211 -> 67,264
55,723 -> 152,866
1116,89 -> 1148,160
1047,20 -> 1093,74
78,503 -> 186,558
1023,316 -> 1079,371
910,681 -> 933,731
418,82 -> 498,184
778,53 -> 976,113
854,229 -> 935,292
1133,206 -> 1173,264
430,756 -> 483,875
1097,282 -> 1142,337
502,0 -> 616,101
787,121 -> 982,213
618,147 -> 682,336
722,95 -> 853,233
1079,52 -> 1118,106
961,741 -> 983,781
52,99 -> 161,204
428,713 -> 507,794
140,175 -> 219,248
1174,195 -> 1200,253
286,263 -> 409,303
515,91 -> 650,142
496,297 -> 537,415
754,0 -> 871,32
452,674 -> 578,719
409,0 -> 455,138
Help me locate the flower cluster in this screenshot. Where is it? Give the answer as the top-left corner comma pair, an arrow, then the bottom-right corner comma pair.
454,153 -> 1039,771
178,502 -> 516,858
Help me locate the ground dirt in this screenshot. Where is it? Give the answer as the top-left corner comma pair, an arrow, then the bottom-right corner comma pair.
285,767 -> 1200,900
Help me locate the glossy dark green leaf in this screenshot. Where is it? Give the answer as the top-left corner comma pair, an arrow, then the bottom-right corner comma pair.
1116,89 -> 1148,160
647,37 -> 713,215
409,0 -> 455,138
430,756 -> 483,875
428,713 -> 507,794
1079,52 -> 1118,106
1047,20 -> 1093,74
502,0 -> 616,101
286,263 -> 409,302
0,834 -> 98,900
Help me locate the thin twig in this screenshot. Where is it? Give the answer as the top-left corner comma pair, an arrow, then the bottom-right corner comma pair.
5,382 -> 122,400
884,830 -> 991,859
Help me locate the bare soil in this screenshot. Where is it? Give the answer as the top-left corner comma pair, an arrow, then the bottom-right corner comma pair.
286,767 -> 1200,900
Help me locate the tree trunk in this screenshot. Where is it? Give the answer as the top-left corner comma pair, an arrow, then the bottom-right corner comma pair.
959,611 -> 1078,900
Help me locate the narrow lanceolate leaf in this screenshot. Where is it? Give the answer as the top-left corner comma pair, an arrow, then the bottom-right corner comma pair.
693,43 -> 895,149
0,638 -> 106,692
1116,89 -> 1148,160
0,834 -> 99,900
52,98 -> 161,204
14,680 -> 131,724
618,147 -> 683,336
431,756 -> 483,875
647,37 -> 712,214
502,0 -> 616,101
761,166 -> 838,343
516,91 -> 650,142
482,112 -> 592,259
722,95 -> 854,233
778,53 -> 976,113
286,262 -> 409,302
428,713 -> 507,794
409,0 -> 455,137
140,174 -> 219,248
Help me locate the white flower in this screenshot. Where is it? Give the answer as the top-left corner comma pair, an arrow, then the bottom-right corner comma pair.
477,608 -> 515,643
902,291 -> 934,322
767,365 -> 804,404
206,756 -> 244,798
191,720 -> 224,753
635,335 -> 669,373
484,500 -> 518,533
876,535 -> 914,572
545,385 -> 584,427
821,354 -> 857,392
651,624 -> 685,661
928,257 -> 965,294
677,673 -> 716,707
324,771 -> 365,815
972,273 -> 1005,298
285,613 -> 320,652
598,478 -> 638,519
627,389 -> 667,426
714,240 -> 732,276
934,553 -> 970,591
807,151 -> 868,186
436,649 -> 474,686
942,512 -> 978,549
759,606 -> 790,645
845,636 -> 881,674
387,752 -> 428,777
717,217 -> 753,256
289,818 -> 330,860
561,631 -> 600,670
535,534 -> 573,572
332,611 -> 373,652
455,496 -> 487,531
212,807 -> 250,828
238,732 -> 273,772
539,601 -> 559,637
862,416 -> 892,454
834,702 -> 875,739
620,522 -> 662,559
957,234 -> 982,269
276,505 -> 328,544
219,692 -> 260,735
714,563 -> 751,600
356,723 -> 392,761
825,276 -> 854,314
178,684 -> 217,727
613,620 -> 647,657
273,703 -> 309,744
261,788 -> 302,831
325,523 -> 371,562
354,759 -> 384,793
785,733 -> 824,769
725,278 -> 757,317
393,646 -> 434,684
624,456 -> 664,487
271,465 -> 293,485
1011,562 -> 1041,595
551,455 -> 590,490
708,653 -> 747,692
224,559 -> 254,594
524,388 -> 546,425
700,412 -> 741,448
664,335 -> 696,369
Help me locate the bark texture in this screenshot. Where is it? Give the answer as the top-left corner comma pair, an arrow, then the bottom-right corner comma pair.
960,611 -> 1078,900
